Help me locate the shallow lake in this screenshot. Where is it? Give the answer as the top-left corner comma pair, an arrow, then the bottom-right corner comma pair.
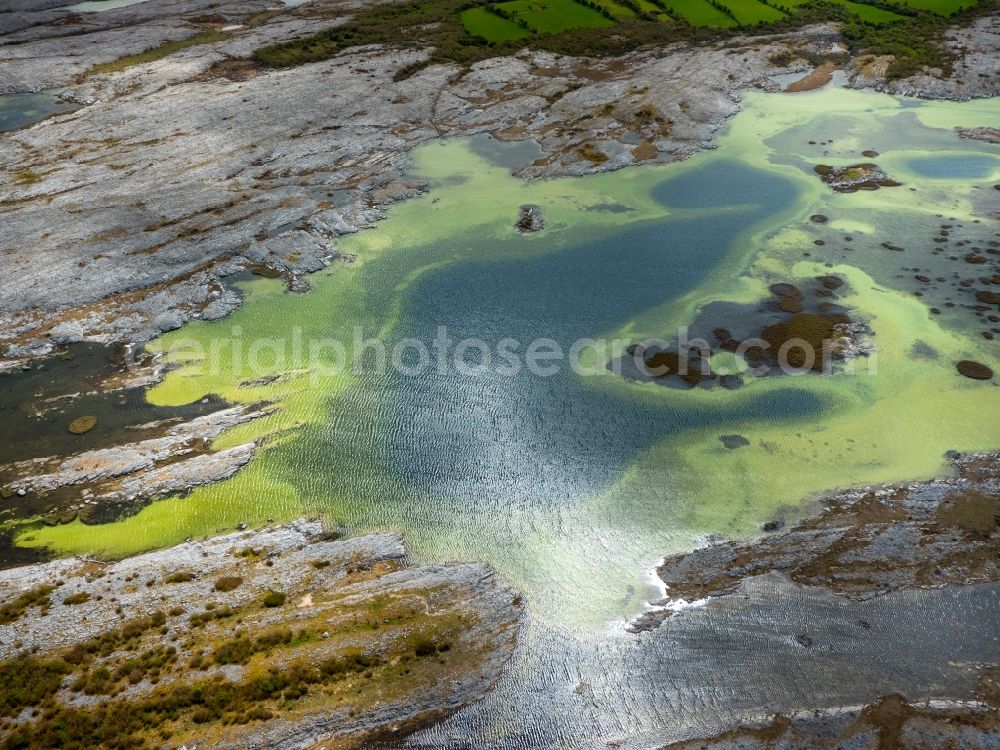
9,85 -> 1000,746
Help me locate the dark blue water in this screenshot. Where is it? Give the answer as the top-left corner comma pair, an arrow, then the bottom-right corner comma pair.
906,153 -> 999,179
275,159 -> 824,526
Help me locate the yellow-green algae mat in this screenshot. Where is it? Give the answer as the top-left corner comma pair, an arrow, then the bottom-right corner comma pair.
18,85 -> 1000,626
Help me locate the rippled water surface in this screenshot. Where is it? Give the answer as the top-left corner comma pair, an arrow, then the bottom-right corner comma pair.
14,86 -> 1000,746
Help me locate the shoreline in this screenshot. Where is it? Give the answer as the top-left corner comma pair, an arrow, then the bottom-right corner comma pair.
632,451 -> 1000,633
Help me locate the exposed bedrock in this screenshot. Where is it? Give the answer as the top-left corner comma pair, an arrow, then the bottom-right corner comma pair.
0,520 -> 522,749
633,451 -> 1000,632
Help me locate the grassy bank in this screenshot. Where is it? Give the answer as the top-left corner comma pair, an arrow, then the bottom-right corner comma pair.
252,0 -> 997,80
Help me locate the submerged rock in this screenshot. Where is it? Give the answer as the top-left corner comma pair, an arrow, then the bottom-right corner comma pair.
956,126 -> 1000,144
957,360 -> 994,380
67,415 -> 97,434
719,434 -> 751,450
516,204 -> 545,233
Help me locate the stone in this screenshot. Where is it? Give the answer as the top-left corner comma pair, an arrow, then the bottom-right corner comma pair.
956,360 -> 993,380
719,434 -> 751,450
67,415 -> 97,434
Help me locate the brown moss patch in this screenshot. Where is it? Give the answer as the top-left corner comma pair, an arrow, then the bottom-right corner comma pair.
760,312 -> 851,370
631,140 -> 657,161
784,62 -> 836,93
196,57 -> 263,82
642,351 -> 712,387
577,143 -> 608,164
935,490 -> 1000,539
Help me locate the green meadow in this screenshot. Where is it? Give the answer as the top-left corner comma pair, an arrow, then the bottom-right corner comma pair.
718,0 -> 787,23
460,6 -> 534,41
458,0 -> 932,38
657,0 -> 740,25
495,0 -> 616,33
895,0 -> 977,12
779,0 -> 906,20
460,0 -> 936,43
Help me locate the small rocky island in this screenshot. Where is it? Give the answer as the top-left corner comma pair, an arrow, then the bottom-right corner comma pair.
516,205 -> 545,233
0,521 -> 521,749
813,162 -> 901,192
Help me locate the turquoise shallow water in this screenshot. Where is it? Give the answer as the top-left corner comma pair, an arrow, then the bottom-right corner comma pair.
0,92 -> 76,132
905,153 -> 1000,179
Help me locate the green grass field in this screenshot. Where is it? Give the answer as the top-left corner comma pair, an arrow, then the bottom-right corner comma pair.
656,0 -> 740,26
590,0 -> 639,18
836,0 -> 906,22
260,0 -> 992,86
777,0 -> 905,21
893,0 -> 975,13
718,0 -> 787,23
495,0 -> 616,31
460,6 -> 534,40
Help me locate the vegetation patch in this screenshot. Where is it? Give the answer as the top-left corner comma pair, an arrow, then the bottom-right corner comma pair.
496,0 -> 616,32
656,0 -> 740,26
213,575 -> 243,593
189,605 -> 234,627
13,171 -> 41,186
0,585 -> 56,625
81,31 -> 229,79
261,590 -> 286,608
717,0 -> 787,24
460,6 -> 534,41
898,0 -> 977,12
250,0 -> 995,80
0,524 -> 520,750
0,657 -> 70,717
